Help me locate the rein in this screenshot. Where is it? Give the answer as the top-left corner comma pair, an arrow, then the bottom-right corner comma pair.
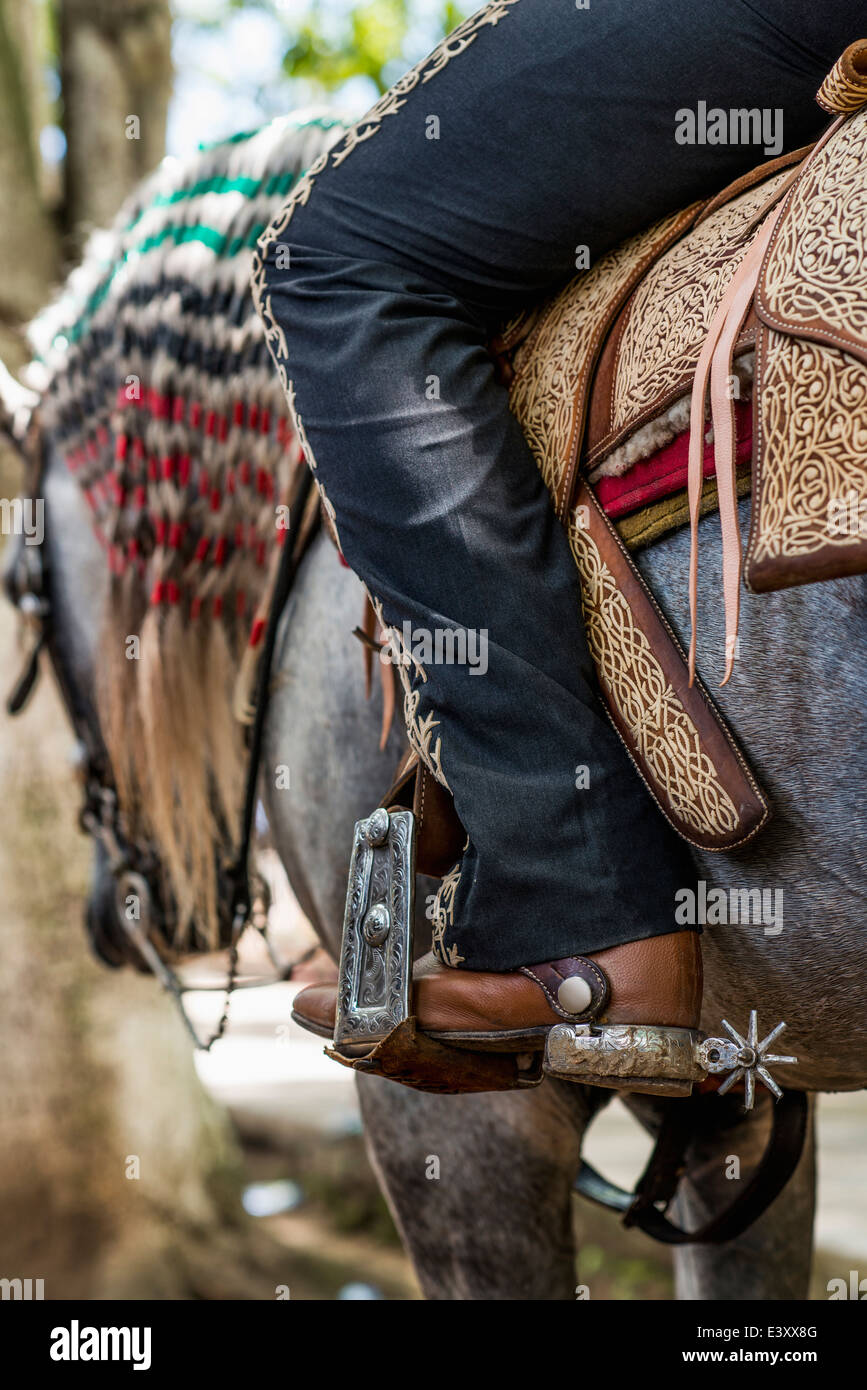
227,464 -> 315,940
6,422 -> 318,1049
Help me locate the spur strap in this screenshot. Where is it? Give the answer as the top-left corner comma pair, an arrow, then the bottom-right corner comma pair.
575,1088 -> 808,1246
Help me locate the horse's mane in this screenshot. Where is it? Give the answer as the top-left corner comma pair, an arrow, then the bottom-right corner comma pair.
30,111 -> 346,948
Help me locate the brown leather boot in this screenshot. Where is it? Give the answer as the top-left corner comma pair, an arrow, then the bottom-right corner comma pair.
292,930 -> 702,1095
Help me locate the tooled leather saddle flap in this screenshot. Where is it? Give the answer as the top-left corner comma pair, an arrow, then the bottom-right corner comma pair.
745,68 -> 867,593
582,146 -> 812,477
754,113 -> 867,369
503,195 -> 778,847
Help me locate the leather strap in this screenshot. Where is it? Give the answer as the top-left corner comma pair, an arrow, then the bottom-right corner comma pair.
380,749 -> 466,880
520,956 -> 609,1021
6,629 -> 45,715
355,594 -> 397,750
227,465 -> 316,928
687,114 -> 851,682
574,1088 -> 808,1246
327,1017 -> 544,1094
687,204 -> 783,686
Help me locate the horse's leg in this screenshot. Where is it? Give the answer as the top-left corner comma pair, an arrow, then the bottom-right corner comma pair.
263,531 -> 599,1298
623,1093 -> 817,1301
357,1076 -> 601,1300
671,1097 -> 816,1301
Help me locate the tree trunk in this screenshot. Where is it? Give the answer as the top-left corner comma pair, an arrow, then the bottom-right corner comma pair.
0,0 -> 58,370
59,0 -> 172,243
0,598 -> 298,1298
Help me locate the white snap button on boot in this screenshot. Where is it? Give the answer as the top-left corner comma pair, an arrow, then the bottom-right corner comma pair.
557,974 -> 593,1015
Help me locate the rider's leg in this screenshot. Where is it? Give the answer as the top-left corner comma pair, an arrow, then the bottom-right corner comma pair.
254,1 -> 856,1052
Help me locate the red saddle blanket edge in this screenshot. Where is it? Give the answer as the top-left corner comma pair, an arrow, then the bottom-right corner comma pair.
595,397 -> 753,519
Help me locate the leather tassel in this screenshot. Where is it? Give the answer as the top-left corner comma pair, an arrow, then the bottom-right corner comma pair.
687,204 -> 782,686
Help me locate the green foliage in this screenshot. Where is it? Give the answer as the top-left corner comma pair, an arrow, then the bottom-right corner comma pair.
281,0 -> 407,93
278,1 -> 473,95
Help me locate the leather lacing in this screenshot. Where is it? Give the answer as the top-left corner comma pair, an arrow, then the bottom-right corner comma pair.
686,115 -> 846,686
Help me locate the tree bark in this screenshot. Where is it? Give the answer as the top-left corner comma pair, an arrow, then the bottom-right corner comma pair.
59,0 -> 172,243
0,5 -> 299,1299
0,0 -> 58,369
0,599 -> 297,1298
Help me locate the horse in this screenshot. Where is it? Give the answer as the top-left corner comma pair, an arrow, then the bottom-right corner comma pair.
5,110 -> 866,1301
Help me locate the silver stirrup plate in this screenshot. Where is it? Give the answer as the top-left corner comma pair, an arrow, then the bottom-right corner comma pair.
333,807 -> 416,1058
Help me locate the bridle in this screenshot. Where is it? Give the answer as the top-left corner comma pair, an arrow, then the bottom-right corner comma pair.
6,414 -> 317,1049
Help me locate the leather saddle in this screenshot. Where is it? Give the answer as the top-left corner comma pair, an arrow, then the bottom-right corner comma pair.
481,40 -> 867,854
346,43 -> 867,865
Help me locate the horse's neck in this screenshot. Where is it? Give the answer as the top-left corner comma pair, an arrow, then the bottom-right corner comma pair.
45,445 -> 107,689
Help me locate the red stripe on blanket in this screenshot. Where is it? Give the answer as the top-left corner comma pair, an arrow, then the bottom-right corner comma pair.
596,398 -> 752,519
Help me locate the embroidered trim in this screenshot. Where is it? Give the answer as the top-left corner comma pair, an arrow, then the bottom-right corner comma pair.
281,379 -> 316,471
250,2 -> 522,969
567,511 -> 741,839
370,595 -> 450,790
431,862 -> 464,966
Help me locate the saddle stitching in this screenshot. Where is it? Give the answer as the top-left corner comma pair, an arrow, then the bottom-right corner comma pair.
556,205 -> 702,521
582,492 -> 771,847
744,323 -> 770,596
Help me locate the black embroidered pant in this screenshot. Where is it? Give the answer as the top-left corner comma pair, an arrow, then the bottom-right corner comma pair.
255,0 -> 856,970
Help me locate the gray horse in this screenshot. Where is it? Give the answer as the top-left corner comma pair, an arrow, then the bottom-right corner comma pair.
23,427 -> 866,1300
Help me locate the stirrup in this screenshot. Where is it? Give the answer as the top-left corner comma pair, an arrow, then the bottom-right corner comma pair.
328,806 -> 542,1093
327,807 -> 797,1103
